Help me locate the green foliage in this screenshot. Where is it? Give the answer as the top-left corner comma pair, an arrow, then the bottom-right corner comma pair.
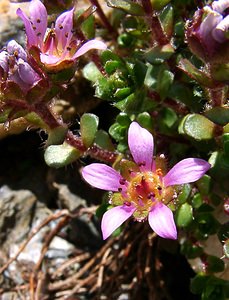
80,113 -> 99,148
1,2 -> 229,299
106,0 -> 144,15
180,240 -> 203,259
191,275 -> 229,300
176,203 -> 193,227
177,184 -> 191,205
44,143 -> 81,168
179,114 -> 216,140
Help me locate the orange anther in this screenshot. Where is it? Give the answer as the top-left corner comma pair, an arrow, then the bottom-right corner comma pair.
156,168 -> 163,176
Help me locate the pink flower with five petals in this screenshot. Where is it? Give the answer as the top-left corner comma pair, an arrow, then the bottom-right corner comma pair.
17,0 -> 107,70
82,122 -> 211,240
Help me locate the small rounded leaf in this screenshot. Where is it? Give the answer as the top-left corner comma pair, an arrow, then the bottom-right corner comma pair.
44,143 -> 81,168
80,113 -> 99,148
46,125 -> 68,146
176,203 -> 193,227
83,62 -> 103,82
177,184 -> 191,205
179,114 -> 216,140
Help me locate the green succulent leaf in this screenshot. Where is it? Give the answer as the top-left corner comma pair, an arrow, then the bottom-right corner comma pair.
83,62 -> 103,82
44,143 -> 81,168
106,0 -> 144,15
176,202 -> 193,227
80,113 -> 99,148
95,130 -> 115,151
179,114 -> 216,140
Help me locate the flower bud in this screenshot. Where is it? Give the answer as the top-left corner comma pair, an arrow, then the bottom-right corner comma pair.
0,39 -> 52,118
0,40 -> 42,96
186,0 -> 229,62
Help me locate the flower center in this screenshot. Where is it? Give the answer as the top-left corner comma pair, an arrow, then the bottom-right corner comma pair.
125,169 -> 164,220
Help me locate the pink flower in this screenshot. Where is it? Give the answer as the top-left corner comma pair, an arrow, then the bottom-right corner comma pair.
0,40 -> 41,92
82,122 -> 211,240
17,0 -> 107,70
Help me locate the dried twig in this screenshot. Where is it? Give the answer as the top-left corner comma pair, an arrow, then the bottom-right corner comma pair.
48,238 -> 114,291
0,210 -> 70,274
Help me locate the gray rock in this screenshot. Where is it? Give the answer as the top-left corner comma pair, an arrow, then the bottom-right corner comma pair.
0,185 -> 36,248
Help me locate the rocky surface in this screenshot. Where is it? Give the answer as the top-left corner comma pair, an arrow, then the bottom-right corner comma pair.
0,0 -> 27,47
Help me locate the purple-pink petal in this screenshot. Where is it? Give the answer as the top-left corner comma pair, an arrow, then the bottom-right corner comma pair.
212,15 -> 229,42
29,0 -> 47,45
72,40 -> 107,59
82,163 -> 123,192
55,9 -> 74,50
212,0 -> 229,14
163,158 -> 211,187
17,8 -> 37,47
7,40 -> 27,61
0,51 -> 9,73
199,8 -> 222,41
18,58 -> 40,85
40,53 -> 61,65
128,122 -> 154,172
101,205 -> 135,240
148,203 -> 177,239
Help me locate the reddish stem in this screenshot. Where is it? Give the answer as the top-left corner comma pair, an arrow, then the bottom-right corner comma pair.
87,144 -> 117,163
147,90 -> 189,115
32,102 -> 61,129
205,87 -> 226,107
66,131 -> 117,164
88,0 -> 117,35
141,0 -> 169,45
65,131 -> 86,152
90,52 -> 107,76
